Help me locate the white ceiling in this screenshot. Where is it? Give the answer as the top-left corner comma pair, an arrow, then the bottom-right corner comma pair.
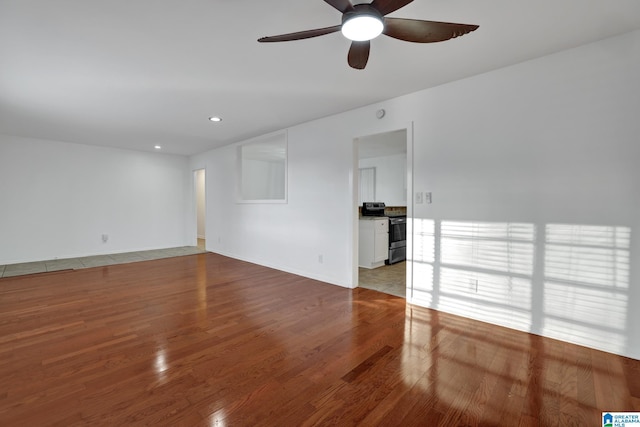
2,0 -> 640,156
358,129 -> 406,159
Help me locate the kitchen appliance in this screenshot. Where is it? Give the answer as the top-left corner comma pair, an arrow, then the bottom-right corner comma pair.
361,202 -> 406,264
386,215 -> 406,265
361,202 -> 386,217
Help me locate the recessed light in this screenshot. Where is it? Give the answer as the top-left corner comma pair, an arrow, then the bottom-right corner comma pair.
209,116 -> 222,122
154,145 -> 162,150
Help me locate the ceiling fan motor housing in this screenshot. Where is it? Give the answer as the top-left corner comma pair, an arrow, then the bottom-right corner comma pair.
342,4 -> 384,23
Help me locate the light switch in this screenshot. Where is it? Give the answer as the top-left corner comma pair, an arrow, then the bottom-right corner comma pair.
415,192 -> 423,204
425,192 -> 432,204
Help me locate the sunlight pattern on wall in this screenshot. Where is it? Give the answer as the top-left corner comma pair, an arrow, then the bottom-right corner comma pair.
440,222 -> 535,275
543,224 -> 630,354
410,218 -> 633,356
411,219 -> 535,330
412,219 -> 435,305
438,221 -> 535,330
413,219 -> 435,264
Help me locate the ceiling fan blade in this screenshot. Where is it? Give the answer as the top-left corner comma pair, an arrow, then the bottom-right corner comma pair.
383,18 -> 479,43
324,0 -> 354,13
348,40 -> 370,70
258,25 -> 342,43
370,0 -> 414,16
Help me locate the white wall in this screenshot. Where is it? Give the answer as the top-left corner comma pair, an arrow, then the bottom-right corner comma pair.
191,29 -> 640,359
0,135 -> 190,264
190,119 -> 360,286
405,29 -> 640,359
359,153 -> 407,206
195,169 -> 206,239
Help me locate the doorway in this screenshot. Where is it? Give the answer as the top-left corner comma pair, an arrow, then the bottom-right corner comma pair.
353,127 -> 411,298
195,169 -> 206,250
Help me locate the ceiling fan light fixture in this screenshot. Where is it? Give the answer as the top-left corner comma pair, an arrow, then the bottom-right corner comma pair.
341,8 -> 384,41
257,1 -> 479,70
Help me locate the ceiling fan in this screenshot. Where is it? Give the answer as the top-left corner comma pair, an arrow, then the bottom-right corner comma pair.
258,0 -> 479,70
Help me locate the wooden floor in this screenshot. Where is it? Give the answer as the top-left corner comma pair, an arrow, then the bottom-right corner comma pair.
0,253 -> 638,426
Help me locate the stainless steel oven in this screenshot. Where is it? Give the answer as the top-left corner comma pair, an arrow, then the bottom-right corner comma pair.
386,215 -> 406,265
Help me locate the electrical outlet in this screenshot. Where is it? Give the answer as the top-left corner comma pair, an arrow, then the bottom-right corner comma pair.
318,254 -> 324,264
415,192 -> 424,204
101,234 -> 109,243
425,192 -> 432,204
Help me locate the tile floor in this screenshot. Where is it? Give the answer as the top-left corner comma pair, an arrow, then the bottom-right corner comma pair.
0,245 -> 207,278
358,261 -> 406,298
